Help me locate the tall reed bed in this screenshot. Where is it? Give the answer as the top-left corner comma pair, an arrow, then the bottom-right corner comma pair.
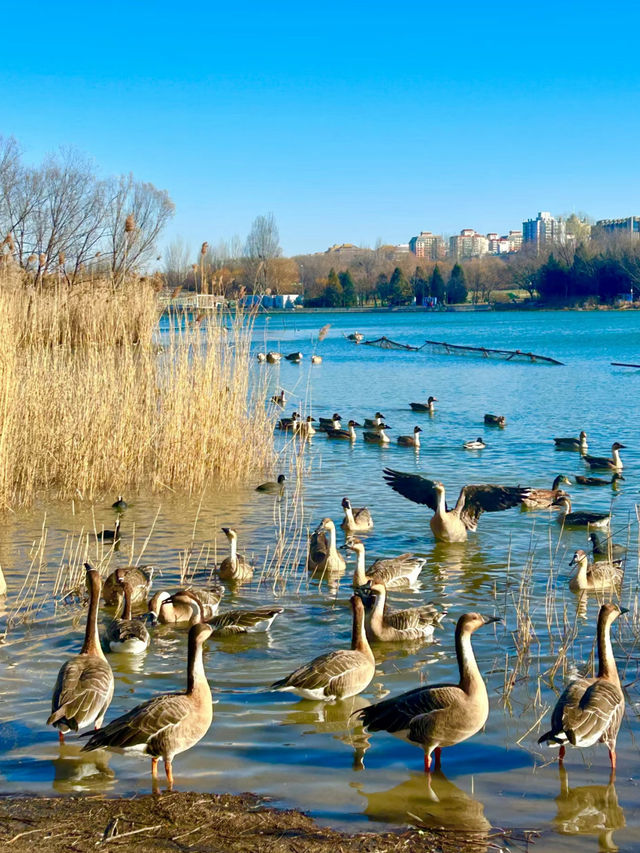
0,268 -> 275,508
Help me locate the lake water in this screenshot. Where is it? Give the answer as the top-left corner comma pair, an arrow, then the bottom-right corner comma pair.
1,308 -> 640,851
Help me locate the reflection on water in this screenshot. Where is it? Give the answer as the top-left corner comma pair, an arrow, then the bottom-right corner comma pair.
52,744 -> 115,794
359,769 -> 491,835
554,766 -> 625,853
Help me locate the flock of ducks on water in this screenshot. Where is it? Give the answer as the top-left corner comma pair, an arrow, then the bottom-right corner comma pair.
0,406 -> 632,796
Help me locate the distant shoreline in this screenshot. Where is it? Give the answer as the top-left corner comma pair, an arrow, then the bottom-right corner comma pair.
258,302 -> 639,315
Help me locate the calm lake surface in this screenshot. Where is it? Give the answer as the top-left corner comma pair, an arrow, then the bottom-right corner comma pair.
2,308 -> 640,851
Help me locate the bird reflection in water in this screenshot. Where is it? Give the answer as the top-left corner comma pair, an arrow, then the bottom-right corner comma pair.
358,769 -> 491,835
553,765 -> 624,852
278,695 -> 371,771
427,542 -> 494,595
52,743 -> 114,793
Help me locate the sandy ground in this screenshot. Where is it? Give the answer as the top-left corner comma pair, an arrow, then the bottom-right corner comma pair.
0,790 -> 522,852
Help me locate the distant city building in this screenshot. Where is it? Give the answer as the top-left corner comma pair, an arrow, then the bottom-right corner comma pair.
508,230 -> 523,251
409,231 -> 445,260
486,231 -> 522,254
522,212 -> 566,250
593,216 -> 640,240
324,243 -> 362,259
395,243 -> 410,254
449,229 -> 489,260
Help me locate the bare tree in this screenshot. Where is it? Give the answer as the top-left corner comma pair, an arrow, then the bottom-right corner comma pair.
164,235 -> 192,289
244,212 -> 282,292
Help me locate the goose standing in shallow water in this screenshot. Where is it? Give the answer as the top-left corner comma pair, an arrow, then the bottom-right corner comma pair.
590,532 -> 627,561
82,623 -> 214,791
48,564 -> 114,743
356,582 -> 446,643
383,468 -> 527,543
567,549 -> 623,593
340,497 -> 374,532
218,528 -> 253,582
398,426 -> 422,447
583,442 -> 626,471
355,612 -> 500,772
552,495 -> 610,529
270,595 -> 375,701
345,536 -> 425,588
521,475 -> 572,509
104,569 -> 151,654
148,585 -> 224,624
306,518 -> 346,575
538,604 -> 626,773
554,431 -> 588,452
410,396 -> 437,413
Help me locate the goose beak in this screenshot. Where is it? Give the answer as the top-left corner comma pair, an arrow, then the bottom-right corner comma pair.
620,607 -> 629,615
482,615 -> 502,625
352,421 -> 362,427
146,611 -> 158,626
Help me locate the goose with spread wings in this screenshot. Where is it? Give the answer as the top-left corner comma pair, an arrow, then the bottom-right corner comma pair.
382,468 -> 527,543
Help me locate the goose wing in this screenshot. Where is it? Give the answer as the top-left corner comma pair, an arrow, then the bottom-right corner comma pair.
459,485 -> 527,530
369,554 -> 424,584
382,469 -> 441,511
271,649 -> 366,694
384,603 -> 444,632
563,680 -> 625,748
356,682 -> 462,733
48,656 -> 114,730
210,606 -> 283,633
106,618 -> 149,645
307,529 -> 329,567
82,692 -> 192,751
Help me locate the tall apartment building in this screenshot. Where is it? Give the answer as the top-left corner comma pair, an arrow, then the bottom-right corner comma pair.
593,217 -> 640,240
522,212 -> 566,250
409,231 -> 445,260
449,229 -> 489,260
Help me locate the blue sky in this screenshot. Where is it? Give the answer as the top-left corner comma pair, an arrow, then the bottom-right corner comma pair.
3,1 -> 640,256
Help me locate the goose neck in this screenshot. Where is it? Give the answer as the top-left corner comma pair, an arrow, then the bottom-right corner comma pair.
351,602 -> 374,662
82,573 -> 106,660
228,536 -> 237,562
187,635 -> 209,695
369,590 -> 385,632
597,613 -> 620,684
436,488 -> 447,516
122,583 -> 133,621
352,546 -> 367,585
456,623 -> 482,694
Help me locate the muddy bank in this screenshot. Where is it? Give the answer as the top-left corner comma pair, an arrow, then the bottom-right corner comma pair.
0,790 -> 519,852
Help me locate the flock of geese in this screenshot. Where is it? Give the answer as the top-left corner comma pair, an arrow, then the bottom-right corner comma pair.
25,407 -> 631,797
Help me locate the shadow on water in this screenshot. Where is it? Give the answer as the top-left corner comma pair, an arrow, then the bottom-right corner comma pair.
553,765 -> 625,853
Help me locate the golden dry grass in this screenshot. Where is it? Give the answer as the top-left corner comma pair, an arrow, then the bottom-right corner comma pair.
0,266 -> 275,508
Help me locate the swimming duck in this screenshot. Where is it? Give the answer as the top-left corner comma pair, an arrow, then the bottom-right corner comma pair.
383,468 -> 527,543
484,414 -> 506,428
285,351 -> 303,363
575,473 -> 625,488
296,415 -> 316,438
398,426 -> 422,447
340,497 -> 374,532
266,351 -> 281,363
567,549 -> 623,593
82,622 -> 214,791
102,565 -> 154,608
344,536 -> 425,588
363,424 -> 391,444
256,474 -> 286,494
538,603 -> 626,772
270,594 -> 374,701
104,569 -> 151,654
583,443 -> 626,471
256,352 -> 266,363
554,431 -> 588,452
97,518 -> 121,544
48,564 -> 114,743
410,396 -> 437,413
311,355 -> 322,364
463,437 -> 486,450
148,585 -> 224,624
356,582 -> 446,643
521,475 -> 572,509
552,495 -> 610,529
347,332 -> 364,343
317,413 -> 342,432
326,419 -> 358,441
165,589 -> 283,634
306,518 -> 346,575
589,532 -> 627,561
271,389 -> 286,407
363,412 -> 386,428
219,528 -> 253,582
276,411 -> 299,431
355,612 -> 500,772
111,496 -> 128,512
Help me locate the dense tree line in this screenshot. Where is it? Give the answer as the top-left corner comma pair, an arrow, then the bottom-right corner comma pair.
534,242 -> 640,303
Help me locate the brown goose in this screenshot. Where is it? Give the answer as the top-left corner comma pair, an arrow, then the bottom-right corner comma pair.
169,589 -> 283,634
218,528 -> 253,582
575,473 -> 625,488
104,569 -> 151,654
148,585 -> 224,624
256,474 -> 286,494
271,389 -> 286,407
48,563 -> 114,743
103,565 -> 154,607
355,612 -> 500,771
410,396 -> 437,413
552,495 -> 610,529
521,475 -> 572,509
82,622 -> 214,791
340,497 -> 374,532
356,582 -> 446,643
326,419 -> 358,441
345,536 -> 425,588
583,442 -> 626,471
568,549 -> 623,593
270,595 -> 375,701
306,518 -> 346,575
538,604 -> 626,772
484,414 -> 506,427
554,431 -> 588,452
398,426 -> 422,448
383,468 -> 527,543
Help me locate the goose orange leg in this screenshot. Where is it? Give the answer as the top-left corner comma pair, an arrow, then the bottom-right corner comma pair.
434,748 -> 442,771
609,748 -> 617,773
58,730 -> 65,745
423,752 -> 431,773
164,758 -> 174,791
558,745 -> 565,763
